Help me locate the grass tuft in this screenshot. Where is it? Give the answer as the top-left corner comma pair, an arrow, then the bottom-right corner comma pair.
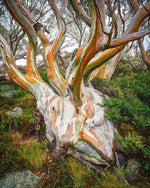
19,139 -> 47,170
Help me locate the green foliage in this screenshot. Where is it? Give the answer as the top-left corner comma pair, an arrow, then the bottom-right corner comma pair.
60,68 -> 65,78
101,97 -> 150,128
116,132 -> 150,176
116,132 -> 144,154
0,115 -> 20,131
0,81 -> 36,120
98,66 -> 150,131
45,156 -> 75,188
38,67 -> 66,83
96,64 -> 150,176
0,117 -> 7,132
116,166 -> 127,179
113,63 -> 134,77
38,68 -> 49,84
92,77 -> 108,88
0,81 -> 36,135
108,67 -> 150,103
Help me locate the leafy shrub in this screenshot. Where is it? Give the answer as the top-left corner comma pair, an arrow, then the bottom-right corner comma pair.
96,65 -> 150,176
101,97 -> 150,129
116,132 -> 150,176
116,132 -> 144,154
97,66 -> 150,133
0,116 -> 20,132
116,166 -> 127,179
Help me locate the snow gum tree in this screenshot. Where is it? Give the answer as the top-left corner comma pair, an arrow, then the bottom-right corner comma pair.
0,0 -> 150,166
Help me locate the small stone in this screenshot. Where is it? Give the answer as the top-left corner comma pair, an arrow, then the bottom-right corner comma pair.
0,85 -> 15,97
74,141 -> 109,165
6,107 -> 23,117
0,170 -> 40,188
125,159 -> 141,183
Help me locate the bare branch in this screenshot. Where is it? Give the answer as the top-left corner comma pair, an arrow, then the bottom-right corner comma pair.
67,0 -> 105,104
4,0 -> 41,78
69,0 -> 92,27
83,2 -> 150,80
110,27 -> 150,48
38,0 -> 68,96
4,0 -> 37,47
138,39 -> 150,69
0,34 -> 29,90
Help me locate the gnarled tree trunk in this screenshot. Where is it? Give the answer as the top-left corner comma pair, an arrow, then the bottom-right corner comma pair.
0,0 -> 150,166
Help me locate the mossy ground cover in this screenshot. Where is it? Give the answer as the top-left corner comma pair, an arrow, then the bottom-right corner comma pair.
0,67 -> 150,187
19,139 -> 48,170
39,156 -> 133,188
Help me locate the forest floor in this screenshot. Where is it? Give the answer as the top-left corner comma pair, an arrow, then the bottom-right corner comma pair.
0,64 -> 150,187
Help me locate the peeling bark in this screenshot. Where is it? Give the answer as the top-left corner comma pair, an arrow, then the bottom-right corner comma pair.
0,0 -> 150,166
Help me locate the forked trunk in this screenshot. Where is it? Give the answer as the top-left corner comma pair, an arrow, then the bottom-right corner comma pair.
1,0 -> 150,168
35,82 -> 115,165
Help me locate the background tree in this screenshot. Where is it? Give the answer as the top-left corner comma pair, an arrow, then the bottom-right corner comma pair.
0,0 -> 150,165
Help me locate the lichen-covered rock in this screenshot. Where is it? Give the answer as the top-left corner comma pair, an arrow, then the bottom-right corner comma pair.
0,85 -> 15,97
125,159 -> 141,183
6,107 -> 23,117
74,141 -> 109,165
0,170 -> 40,188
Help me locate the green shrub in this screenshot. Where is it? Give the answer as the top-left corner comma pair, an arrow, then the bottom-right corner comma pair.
0,116 -> 21,132
96,64 -> 150,176
98,68 -> 150,132
116,132 -> 150,176
101,97 -> 150,129
116,166 -> 127,179
116,132 -> 144,154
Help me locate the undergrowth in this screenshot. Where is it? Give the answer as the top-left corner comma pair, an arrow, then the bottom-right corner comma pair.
0,80 -> 36,117
0,64 -> 150,186
94,64 -> 150,177
39,156 -> 131,188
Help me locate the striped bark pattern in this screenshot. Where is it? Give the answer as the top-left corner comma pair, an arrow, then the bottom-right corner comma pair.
0,0 -> 149,163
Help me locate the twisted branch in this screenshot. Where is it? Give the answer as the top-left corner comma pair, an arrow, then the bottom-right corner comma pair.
83,2 -> 150,80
